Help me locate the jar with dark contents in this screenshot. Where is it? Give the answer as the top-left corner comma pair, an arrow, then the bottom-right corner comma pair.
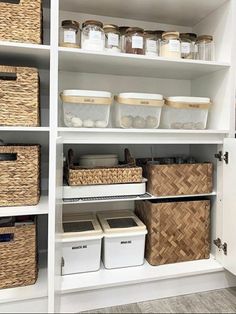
180,33 -> 197,59
119,26 -> 129,53
125,27 -> 145,55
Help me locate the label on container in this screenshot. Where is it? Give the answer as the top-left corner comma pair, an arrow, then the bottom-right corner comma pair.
146,39 -> 157,52
108,33 -> 119,46
89,30 -> 102,41
64,30 -> 76,44
132,35 -> 143,49
169,39 -> 180,52
181,42 -> 191,54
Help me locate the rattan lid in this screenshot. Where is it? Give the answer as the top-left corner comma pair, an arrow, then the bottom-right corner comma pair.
62,20 -> 80,30
82,20 -> 103,28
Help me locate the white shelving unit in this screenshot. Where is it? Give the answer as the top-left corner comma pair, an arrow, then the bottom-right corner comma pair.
1,0 -> 236,313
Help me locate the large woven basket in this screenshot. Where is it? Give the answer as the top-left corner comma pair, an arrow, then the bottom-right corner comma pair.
135,199 -> 210,266
0,221 -> 38,289
0,145 -> 40,207
0,66 -> 40,126
145,162 -> 213,196
66,148 -> 143,186
0,0 -> 42,44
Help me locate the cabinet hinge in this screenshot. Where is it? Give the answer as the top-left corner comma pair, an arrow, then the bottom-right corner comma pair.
214,151 -> 229,164
61,257 -> 64,276
213,238 -> 227,255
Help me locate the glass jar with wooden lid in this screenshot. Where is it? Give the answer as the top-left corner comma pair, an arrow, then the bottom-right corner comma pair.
160,31 -> 181,59
144,30 -> 158,57
180,33 -> 197,59
104,24 -> 121,53
60,20 -> 80,48
119,26 -> 130,52
125,27 -> 145,55
81,20 -> 105,51
196,35 -> 214,61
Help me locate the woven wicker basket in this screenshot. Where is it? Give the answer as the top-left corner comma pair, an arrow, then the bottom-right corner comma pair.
0,0 -> 42,44
135,199 -> 210,266
0,145 -> 40,207
0,221 -> 38,289
0,66 -> 40,126
145,162 -> 213,196
66,148 -> 143,186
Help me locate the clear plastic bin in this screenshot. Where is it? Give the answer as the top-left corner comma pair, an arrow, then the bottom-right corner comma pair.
161,96 -> 211,129
61,90 -> 112,128
114,93 -> 164,129
62,213 -> 103,275
97,210 -> 147,269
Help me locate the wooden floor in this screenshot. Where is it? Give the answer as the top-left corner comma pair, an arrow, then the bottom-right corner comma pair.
83,288 -> 236,313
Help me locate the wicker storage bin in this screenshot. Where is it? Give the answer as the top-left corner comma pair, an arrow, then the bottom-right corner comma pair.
0,221 -> 38,289
0,66 -> 40,127
135,199 -> 210,266
0,0 -> 42,44
66,149 -> 143,186
145,162 -> 213,196
0,145 -> 40,207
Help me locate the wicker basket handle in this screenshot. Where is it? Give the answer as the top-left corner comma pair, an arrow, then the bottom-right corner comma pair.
67,149 -> 74,167
124,148 -> 136,166
0,66 -> 17,81
0,65 -> 17,73
0,227 -> 15,244
0,0 -> 20,5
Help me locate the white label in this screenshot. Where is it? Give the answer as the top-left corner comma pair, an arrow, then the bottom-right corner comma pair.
108,33 -> 119,46
64,30 -> 76,44
181,42 -> 191,54
169,39 -> 180,52
132,35 -> 143,49
89,30 -> 102,41
146,39 -> 157,52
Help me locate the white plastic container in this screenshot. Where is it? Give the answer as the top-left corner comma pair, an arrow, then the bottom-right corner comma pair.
62,213 -> 103,275
60,90 -> 112,128
79,154 -> 118,168
97,210 -> 147,269
114,93 -> 164,129
161,96 -> 211,129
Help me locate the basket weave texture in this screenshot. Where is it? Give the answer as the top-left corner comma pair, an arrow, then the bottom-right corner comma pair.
0,0 -> 42,44
0,223 -> 38,289
0,145 -> 40,206
0,66 -> 40,126
145,163 -> 213,196
135,200 -> 210,266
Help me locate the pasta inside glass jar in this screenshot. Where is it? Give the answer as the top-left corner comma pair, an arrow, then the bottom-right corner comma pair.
125,27 -> 145,55
60,20 -> 80,48
81,20 -> 105,52
104,24 -> 121,53
160,31 -> 181,59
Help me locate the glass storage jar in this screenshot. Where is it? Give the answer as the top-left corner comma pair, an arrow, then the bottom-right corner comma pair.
81,20 -> 105,52
125,27 -> 145,55
196,35 -> 214,61
156,30 -> 164,56
180,33 -> 197,59
160,31 -> 181,59
119,26 -> 129,53
144,30 -> 158,57
104,24 -> 121,53
60,20 -> 80,48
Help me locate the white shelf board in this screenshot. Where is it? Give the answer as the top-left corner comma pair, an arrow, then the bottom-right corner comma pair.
58,48 -> 230,80
58,128 -> 228,144
61,257 -> 224,294
0,41 -> 50,69
63,191 -> 217,205
0,196 -> 48,217
0,127 -> 50,132
59,0 -> 226,27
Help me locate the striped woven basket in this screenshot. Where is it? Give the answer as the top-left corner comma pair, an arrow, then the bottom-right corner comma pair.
0,0 -> 42,44
0,221 -> 38,289
0,145 -> 41,207
0,65 -> 40,127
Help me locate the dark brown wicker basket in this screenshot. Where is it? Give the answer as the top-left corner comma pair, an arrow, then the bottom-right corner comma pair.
135,199 -> 210,266
0,221 -> 38,289
0,0 -> 42,44
0,145 -> 40,207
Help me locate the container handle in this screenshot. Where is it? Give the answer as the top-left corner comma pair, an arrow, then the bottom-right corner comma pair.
0,153 -> 17,161
0,233 -> 14,243
0,0 -> 20,4
124,148 -> 136,166
0,66 -> 17,81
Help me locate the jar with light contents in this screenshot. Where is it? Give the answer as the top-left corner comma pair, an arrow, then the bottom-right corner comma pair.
125,27 -> 145,55
60,20 -> 80,48
144,30 -> 158,57
196,35 -> 214,61
81,20 -> 105,51
160,31 -> 181,59
104,24 -> 121,53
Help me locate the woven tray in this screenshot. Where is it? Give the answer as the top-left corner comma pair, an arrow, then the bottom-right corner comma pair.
0,145 -> 40,207
0,0 -> 42,44
145,162 -> 213,196
0,66 -> 40,126
135,199 -> 210,266
0,222 -> 38,289
66,148 -> 143,186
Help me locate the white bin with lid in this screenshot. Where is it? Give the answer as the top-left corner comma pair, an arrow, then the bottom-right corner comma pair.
161,96 -> 211,129
114,93 -> 164,129
60,90 -> 113,128
97,210 -> 147,269
62,212 -> 103,275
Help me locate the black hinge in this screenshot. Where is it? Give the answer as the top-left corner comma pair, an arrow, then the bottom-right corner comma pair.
215,151 -> 229,164
61,257 -> 65,275
213,238 -> 227,255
